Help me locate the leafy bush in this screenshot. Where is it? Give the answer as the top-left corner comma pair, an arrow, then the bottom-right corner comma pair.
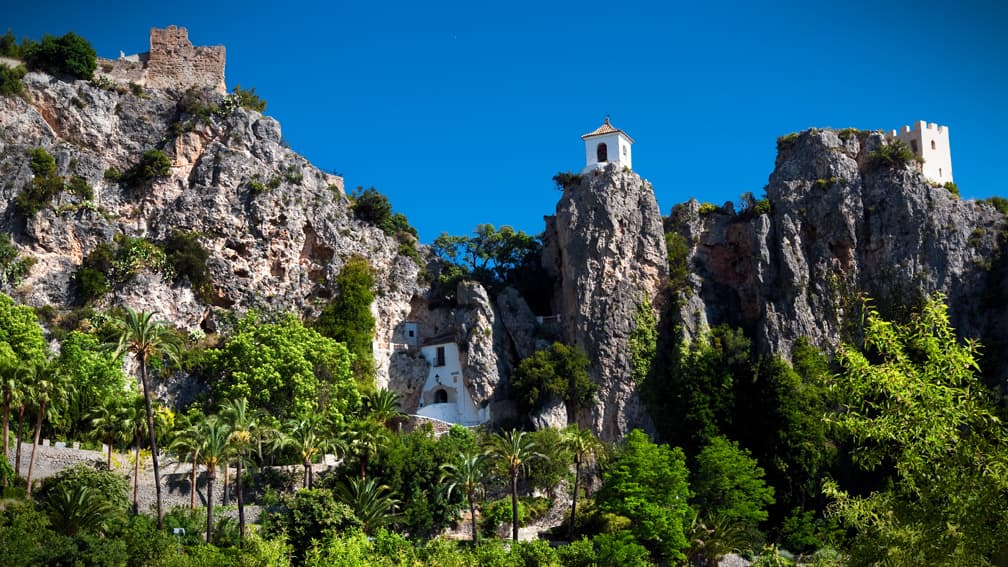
67,175 -> 93,200
0,29 -> 22,57
315,257 -> 377,384
692,436 -> 775,537
868,139 -> 922,169
261,489 -> 360,564
230,84 -> 266,112
16,147 -> 63,215
119,149 -> 171,187
0,233 -> 34,287
666,231 -> 689,292
22,32 -> 97,80
943,181 -> 959,196
698,202 -> 719,215
553,171 -> 583,190
836,128 -> 859,142
36,464 -> 130,514
985,196 -> 1008,215
510,341 -> 594,423
0,63 -> 26,96
161,230 -> 212,300
776,132 -> 799,150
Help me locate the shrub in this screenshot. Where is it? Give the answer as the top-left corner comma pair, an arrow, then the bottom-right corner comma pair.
943,181 -> 959,196
985,196 -> 1008,215
73,266 -> 109,304
553,171 -> 583,190
868,139 -> 922,169
22,32 -> 97,80
231,84 -> 266,112
67,176 -> 93,200
16,147 -> 64,216
121,149 -> 171,186
352,186 -> 393,230
837,128 -> 859,142
698,202 -> 719,215
0,233 -> 34,287
103,167 -> 121,182
161,230 -> 212,298
0,63 -> 26,96
666,232 -> 689,291
776,132 -> 799,150
315,257 -> 377,383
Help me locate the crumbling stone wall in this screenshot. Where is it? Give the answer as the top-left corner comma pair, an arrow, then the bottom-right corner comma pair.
145,26 -> 226,93
94,26 -> 226,94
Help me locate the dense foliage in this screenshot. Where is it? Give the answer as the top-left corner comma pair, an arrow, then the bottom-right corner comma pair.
0,62 -> 26,96
510,342 -> 594,423
315,257 -> 377,383
15,147 -> 64,216
206,311 -> 359,419
22,32 -> 97,80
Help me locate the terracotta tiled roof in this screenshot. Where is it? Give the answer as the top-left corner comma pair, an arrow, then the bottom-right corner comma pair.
581,117 -> 634,143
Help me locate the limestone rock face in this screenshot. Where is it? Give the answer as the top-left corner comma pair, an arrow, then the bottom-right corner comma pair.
544,163 -> 668,440
673,128 -> 1007,379
0,70 -> 419,390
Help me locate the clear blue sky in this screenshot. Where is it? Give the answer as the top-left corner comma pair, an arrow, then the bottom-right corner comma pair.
6,1 -> 1007,242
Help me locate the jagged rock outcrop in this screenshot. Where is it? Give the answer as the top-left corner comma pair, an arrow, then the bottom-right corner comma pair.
673,128 -> 1007,382
543,163 -> 668,440
0,70 -> 420,389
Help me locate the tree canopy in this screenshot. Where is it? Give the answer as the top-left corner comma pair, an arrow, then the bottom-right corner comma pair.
207,312 -> 359,420
509,342 -> 594,423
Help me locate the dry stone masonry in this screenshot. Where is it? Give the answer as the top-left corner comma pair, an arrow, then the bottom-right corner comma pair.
97,26 -> 226,93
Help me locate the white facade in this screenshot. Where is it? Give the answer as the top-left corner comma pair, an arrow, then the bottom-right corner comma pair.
581,117 -> 634,173
890,120 -> 953,184
415,342 -> 489,426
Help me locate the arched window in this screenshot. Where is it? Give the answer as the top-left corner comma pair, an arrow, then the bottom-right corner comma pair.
434,388 -> 448,404
597,143 -> 608,162
931,140 -> 936,150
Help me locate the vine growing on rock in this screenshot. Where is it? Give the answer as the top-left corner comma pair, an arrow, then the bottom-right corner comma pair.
628,298 -> 658,385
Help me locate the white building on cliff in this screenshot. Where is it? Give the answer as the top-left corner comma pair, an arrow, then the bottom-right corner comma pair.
581,117 -> 634,173
890,120 -> 953,185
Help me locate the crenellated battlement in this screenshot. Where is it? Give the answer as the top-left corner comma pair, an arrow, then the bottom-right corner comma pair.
888,119 -> 953,184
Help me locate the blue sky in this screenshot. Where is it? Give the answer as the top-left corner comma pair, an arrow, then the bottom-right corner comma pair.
5,1 -> 1007,242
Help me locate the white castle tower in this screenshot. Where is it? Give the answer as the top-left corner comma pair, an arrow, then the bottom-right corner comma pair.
890,120 -> 953,184
581,117 -> 634,173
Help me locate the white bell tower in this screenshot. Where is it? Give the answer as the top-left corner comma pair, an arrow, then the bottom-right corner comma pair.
581,117 -> 634,173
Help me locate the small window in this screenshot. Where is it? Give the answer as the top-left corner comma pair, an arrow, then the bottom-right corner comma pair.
939,167 -> 942,177
596,143 -> 608,162
910,140 -> 918,153
434,388 -> 448,404
622,145 -> 627,157
931,140 -> 936,150
435,346 -> 446,367
407,330 -> 414,337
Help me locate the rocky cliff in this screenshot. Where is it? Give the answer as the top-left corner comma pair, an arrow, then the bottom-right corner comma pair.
543,164 -> 668,439
0,70 -> 420,389
671,128 -> 1007,383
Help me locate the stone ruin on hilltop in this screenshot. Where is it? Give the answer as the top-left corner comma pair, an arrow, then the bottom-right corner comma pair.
95,25 -> 226,93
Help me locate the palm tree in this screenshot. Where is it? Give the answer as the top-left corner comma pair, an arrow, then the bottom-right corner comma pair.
0,343 -> 17,487
26,360 -> 68,498
196,416 -> 231,544
276,415 -> 332,489
441,451 -> 488,543
168,417 -> 202,510
343,417 -> 387,479
365,388 -> 404,431
563,424 -> 602,539
490,428 -> 546,541
107,308 -> 181,529
11,362 -> 36,480
335,477 -> 400,535
44,483 -> 123,537
87,395 -> 131,469
220,397 -> 263,543
123,394 -> 148,514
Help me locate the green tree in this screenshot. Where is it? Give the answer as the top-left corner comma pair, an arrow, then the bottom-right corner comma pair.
107,308 -> 181,529
441,450 -> 488,543
196,415 -> 231,543
230,84 -> 266,112
86,394 -> 131,469
364,388 -> 404,430
692,436 -> 774,539
276,415 -> 334,489
167,415 -> 202,511
563,424 -> 603,539
824,296 -> 1008,566
490,428 -> 546,541
0,293 -> 48,484
343,417 -> 388,479
432,224 -> 541,286
595,429 -> 693,562
22,32 -> 97,80
26,359 -> 69,499
40,467 -> 127,536
315,257 -> 376,383
54,331 -> 127,440
220,397 -> 268,543
208,311 -> 358,420
510,342 -> 595,423
261,488 -> 359,565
